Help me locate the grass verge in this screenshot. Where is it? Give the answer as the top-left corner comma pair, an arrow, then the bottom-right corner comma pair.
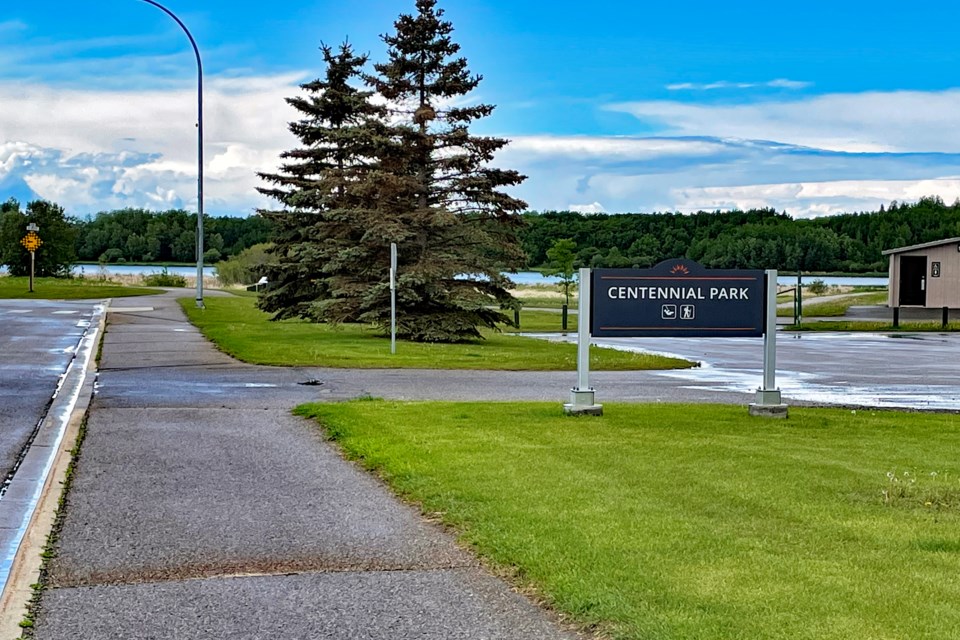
19,415 -> 89,635
180,296 -> 692,371
0,277 -> 160,299
515,296 -> 575,310
777,291 -> 888,318
787,321 -> 960,332
299,400 -> 960,640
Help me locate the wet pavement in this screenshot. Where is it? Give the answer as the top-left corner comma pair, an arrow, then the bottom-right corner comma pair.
0,300 -> 99,489
539,330 -> 960,411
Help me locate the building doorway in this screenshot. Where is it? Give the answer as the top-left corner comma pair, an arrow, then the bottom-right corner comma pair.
899,256 -> 927,306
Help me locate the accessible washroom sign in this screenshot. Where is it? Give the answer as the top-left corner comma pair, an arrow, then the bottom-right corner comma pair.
591,260 -> 765,338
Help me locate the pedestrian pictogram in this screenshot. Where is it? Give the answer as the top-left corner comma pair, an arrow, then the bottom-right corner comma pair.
680,304 -> 695,320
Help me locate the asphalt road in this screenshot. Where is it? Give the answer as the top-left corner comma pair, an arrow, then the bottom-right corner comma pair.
0,300 -> 99,487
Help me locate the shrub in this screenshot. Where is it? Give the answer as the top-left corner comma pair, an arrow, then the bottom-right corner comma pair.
99,248 -> 124,263
807,278 -> 828,295
142,268 -> 187,287
215,243 -> 271,286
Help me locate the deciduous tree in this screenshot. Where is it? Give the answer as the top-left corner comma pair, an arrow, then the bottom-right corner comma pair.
0,198 -> 77,277
545,238 -> 577,306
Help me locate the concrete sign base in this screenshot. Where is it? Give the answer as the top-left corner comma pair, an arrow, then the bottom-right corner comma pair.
564,389 -> 603,416
563,403 -> 604,416
748,403 -> 789,418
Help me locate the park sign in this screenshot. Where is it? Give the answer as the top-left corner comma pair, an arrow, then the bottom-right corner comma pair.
591,260 -> 765,338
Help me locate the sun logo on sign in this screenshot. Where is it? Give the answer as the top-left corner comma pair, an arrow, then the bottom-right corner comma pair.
670,263 -> 690,275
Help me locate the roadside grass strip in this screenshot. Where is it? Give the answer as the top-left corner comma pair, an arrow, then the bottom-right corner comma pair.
298,400 -> 960,640
0,277 -> 160,299
776,291 -> 889,318
788,321 -> 960,332
506,309 -> 579,333
180,296 -> 692,370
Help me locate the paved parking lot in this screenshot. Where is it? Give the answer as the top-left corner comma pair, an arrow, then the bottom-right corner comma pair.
555,331 -> 960,411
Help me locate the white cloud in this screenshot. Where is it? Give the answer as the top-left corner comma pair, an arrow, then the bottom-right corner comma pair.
607,89 -> 960,154
672,178 -> 960,218
767,79 -> 811,90
505,135 -> 726,161
0,74 -> 303,215
0,20 -> 27,34
568,202 -> 606,214
666,78 -> 812,91
496,130 -> 960,217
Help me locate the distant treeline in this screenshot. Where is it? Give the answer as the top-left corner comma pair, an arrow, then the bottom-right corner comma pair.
73,208 -> 272,264
70,197 -> 960,272
519,197 -> 960,273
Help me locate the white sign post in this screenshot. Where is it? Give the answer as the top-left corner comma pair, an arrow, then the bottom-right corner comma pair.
748,269 -> 788,417
564,268 -> 603,415
390,243 -> 397,355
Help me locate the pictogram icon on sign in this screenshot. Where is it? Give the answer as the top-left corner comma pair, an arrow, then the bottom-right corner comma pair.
680,304 -> 696,320
661,304 -> 677,320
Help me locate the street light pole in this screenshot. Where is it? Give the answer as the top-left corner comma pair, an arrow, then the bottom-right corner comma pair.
140,0 -> 205,308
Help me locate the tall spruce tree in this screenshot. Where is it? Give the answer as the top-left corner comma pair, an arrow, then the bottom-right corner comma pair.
257,42 -> 389,322
365,0 -> 528,342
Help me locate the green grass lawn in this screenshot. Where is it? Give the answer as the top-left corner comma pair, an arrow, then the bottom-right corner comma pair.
0,277 -> 160,299
515,295 -> 575,310
777,291 -> 888,318
180,296 -> 692,370
300,400 -> 960,640
788,320 -> 960,332
506,308 -> 579,333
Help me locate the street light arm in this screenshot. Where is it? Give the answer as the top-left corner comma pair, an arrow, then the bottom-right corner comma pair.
139,0 -> 203,75
139,0 -> 205,308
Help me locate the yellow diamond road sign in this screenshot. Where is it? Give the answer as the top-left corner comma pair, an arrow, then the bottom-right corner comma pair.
20,232 -> 42,252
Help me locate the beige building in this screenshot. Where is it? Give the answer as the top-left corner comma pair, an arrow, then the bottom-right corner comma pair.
883,237 -> 960,308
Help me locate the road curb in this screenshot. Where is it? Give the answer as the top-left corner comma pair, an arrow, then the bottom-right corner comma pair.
0,300 -> 109,636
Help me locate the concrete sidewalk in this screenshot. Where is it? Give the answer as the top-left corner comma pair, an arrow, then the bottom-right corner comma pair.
26,293 -> 582,639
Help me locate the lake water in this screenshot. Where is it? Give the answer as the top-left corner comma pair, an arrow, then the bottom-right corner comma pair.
72,264 -> 217,277
74,266 -> 562,283
61,266 -> 889,288
504,271 -> 888,288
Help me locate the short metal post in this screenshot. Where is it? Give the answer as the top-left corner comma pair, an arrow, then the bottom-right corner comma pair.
796,272 -> 802,327
564,268 -> 602,415
943,306 -> 949,328
750,269 -> 787,417
893,307 -> 900,328
29,251 -> 35,293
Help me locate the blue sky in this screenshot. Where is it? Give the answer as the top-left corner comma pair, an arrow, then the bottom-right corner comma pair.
3,1 -> 960,218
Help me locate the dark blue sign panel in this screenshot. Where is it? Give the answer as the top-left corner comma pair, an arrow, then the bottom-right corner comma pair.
591,260 -> 765,337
